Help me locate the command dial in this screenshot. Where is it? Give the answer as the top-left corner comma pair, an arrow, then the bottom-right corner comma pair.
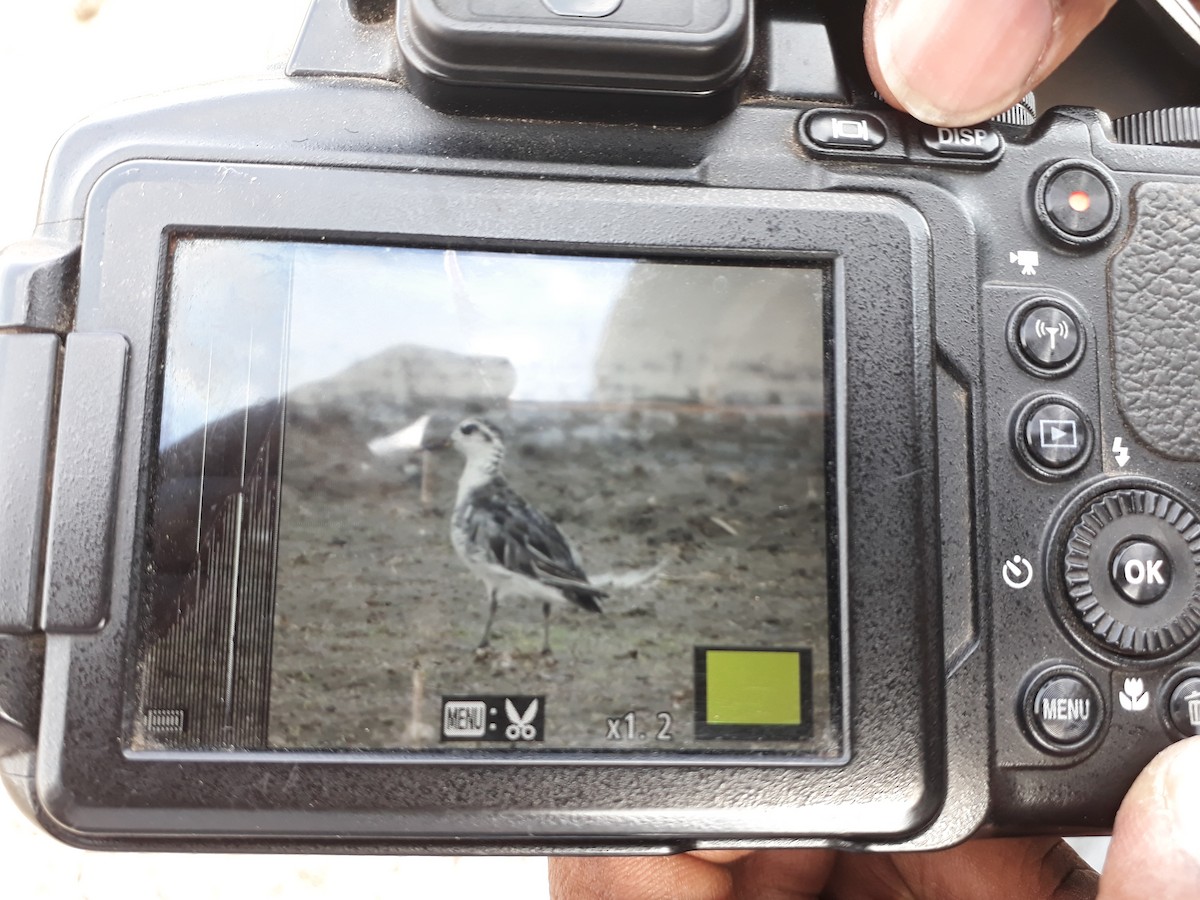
1112,108 -> 1200,148
1063,487 -> 1200,657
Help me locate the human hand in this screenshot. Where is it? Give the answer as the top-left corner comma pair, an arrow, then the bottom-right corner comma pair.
550,839 -> 1096,899
863,0 -> 1118,126
548,737 -> 1200,899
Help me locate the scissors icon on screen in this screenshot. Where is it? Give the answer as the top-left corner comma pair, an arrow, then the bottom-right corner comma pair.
504,698 -> 539,741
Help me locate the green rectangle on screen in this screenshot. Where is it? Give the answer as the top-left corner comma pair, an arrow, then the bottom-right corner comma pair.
694,646 -> 813,741
706,649 -> 801,724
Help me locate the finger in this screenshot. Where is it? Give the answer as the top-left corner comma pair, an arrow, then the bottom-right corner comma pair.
824,837 -> 1097,900
548,850 -> 836,900
549,854 -> 738,900
864,0 -> 1118,127
1099,737 -> 1200,900
726,849 -> 836,899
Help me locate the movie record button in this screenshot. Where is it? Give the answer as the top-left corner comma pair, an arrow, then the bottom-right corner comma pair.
803,111 -> 887,151
1035,160 -> 1120,246
1013,396 -> 1092,477
1023,666 -> 1104,754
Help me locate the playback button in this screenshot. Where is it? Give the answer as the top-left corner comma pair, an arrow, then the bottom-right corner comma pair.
1014,396 -> 1093,476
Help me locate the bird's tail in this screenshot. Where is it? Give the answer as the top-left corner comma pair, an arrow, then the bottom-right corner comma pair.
589,557 -> 670,591
569,590 -> 605,614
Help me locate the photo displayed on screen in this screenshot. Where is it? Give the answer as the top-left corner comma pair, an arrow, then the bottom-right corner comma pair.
133,238 -> 837,755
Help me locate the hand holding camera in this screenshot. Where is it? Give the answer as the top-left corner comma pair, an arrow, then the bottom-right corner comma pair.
2,3 -> 1199,895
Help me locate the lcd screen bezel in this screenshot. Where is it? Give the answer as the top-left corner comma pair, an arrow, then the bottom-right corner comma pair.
36,159 -> 942,847
140,237 -> 838,757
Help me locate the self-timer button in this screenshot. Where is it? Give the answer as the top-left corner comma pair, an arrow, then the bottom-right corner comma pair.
1035,160 -> 1120,246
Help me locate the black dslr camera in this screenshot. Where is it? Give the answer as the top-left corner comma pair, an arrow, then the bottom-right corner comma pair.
3,0 -> 1200,854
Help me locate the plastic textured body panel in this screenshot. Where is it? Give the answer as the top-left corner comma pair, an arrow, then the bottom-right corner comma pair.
1110,182 -> 1200,461
3,0 -> 1200,856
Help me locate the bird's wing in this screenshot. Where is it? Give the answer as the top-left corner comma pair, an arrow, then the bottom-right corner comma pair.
460,481 -> 606,607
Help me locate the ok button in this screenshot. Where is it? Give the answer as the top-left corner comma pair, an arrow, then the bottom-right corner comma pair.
1111,539 -> 1172,604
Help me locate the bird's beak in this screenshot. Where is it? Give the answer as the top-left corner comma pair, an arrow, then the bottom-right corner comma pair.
422,437 -> 452,452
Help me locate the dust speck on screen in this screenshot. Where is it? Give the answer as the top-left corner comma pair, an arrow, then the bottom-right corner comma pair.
130,239 -> 839,757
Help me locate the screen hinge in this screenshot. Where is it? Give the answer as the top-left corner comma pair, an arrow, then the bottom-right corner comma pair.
0,334 -> 60,634
40,333 -> 129,634
0,239 -> 79,334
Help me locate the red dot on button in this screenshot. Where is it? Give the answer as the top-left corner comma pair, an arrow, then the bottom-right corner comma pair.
1068,190 -> 1092,213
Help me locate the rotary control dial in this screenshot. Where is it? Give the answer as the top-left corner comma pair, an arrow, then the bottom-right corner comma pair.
992,92 -> 1037,127
1063,487 -> 1200,657
1113,108 -> 1200,148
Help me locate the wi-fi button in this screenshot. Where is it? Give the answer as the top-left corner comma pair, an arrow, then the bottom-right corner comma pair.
1015,300 -> 1082,374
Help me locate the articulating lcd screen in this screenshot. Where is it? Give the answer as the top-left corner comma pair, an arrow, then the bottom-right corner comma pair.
132,238 -> 837,755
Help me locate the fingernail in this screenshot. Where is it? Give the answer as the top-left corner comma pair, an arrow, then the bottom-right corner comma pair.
873,0 -> 1055,126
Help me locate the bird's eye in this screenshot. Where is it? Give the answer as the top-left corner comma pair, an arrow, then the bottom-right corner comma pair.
460,423 -> 478,436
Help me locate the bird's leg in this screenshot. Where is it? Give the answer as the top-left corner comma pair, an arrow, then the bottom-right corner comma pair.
477,587 -> 498,655
541,602 -> 554,658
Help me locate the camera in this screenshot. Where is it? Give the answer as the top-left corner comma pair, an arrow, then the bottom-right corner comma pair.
2,0 -> 1200,854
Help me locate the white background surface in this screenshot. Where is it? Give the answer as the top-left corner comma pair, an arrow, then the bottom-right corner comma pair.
0,0 -> 1111,891
0,1 -> 551,895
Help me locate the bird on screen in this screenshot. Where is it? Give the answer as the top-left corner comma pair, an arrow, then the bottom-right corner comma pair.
448,417 -> 604,656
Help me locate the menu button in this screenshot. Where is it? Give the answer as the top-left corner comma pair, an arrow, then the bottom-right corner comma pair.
1024,667 -> 1104,754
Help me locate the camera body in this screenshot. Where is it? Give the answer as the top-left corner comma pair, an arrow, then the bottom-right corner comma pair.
2,0 -> 1200,853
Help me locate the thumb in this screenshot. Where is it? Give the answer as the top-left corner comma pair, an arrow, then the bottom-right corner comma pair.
864,0 -> 1118,127
1099,736 -> 1200,900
